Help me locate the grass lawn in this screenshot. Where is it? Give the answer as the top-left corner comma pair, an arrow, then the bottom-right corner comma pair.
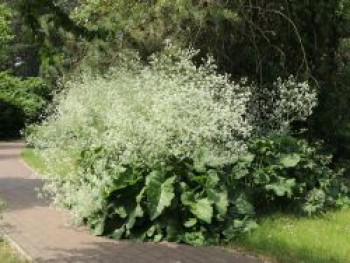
235,208 -> 350,263
21,147 -> 46,174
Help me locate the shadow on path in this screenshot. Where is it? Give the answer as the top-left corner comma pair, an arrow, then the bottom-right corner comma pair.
36,241 -> 256,263
0,177 -> 46,211
0,154 -> 24,160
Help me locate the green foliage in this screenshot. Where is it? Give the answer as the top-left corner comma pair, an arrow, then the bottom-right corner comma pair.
0,73 -> 51,137
49,135 -> 347,246
0,4 -> 13,47
0,3 -> 14,65
59,0 -> 347,82
12,1 -> 350,154
27,48 -> 348,245
0,1 -> 41,77
16,0 -> 101,40
312,43 -> 350,158
0,100 -> 25,138
146,172 -> 175,221
246,136 -> 349,215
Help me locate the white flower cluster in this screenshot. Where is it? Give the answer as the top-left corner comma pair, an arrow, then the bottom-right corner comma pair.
249,76 -> 317,136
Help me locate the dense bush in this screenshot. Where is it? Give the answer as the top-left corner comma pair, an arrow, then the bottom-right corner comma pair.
28,46 -> 348,245
246,136 -> 349,215
0,100 -> 25,137
65,0 -> 338,76
70,135 -> 348,245
0,72 -> 51,137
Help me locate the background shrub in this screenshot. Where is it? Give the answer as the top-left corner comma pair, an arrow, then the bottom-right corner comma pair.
0,72 -> 51,137
246,136 -> 349,215
0,100 -> 25,137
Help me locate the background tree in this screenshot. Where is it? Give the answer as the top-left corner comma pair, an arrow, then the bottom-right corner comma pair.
4,0 -> 350,159
0,3 -> 13,65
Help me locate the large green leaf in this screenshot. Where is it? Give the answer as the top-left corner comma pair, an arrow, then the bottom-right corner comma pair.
111,225 -> 125,239
181,188 -> 214,224
208,188 -> 229,219
124,187 -> 145,235
206,170 -> 220,188
103,167 -> 143,198
232,192 -> 255,215
266,178 -> 296,197
184,218 -> 197,228
181,231 -> 207,246
190,198 -> 213,224
114,205 -> 127,219
90,218 -> 105,236
146,171 -> 176,220
280,154 -> 301,168
89,211 -> 108,236
125,203 -> 144,231
205,170 -> 228,219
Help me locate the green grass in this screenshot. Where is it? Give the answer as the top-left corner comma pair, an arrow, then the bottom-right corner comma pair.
0,200 -> 27,263
22,147 -> 76,177
235,208 -> 350,263
21,147 -> 46,174
0,239 -> 27,263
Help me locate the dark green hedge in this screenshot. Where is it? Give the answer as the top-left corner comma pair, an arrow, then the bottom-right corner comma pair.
0,72 -> 51,137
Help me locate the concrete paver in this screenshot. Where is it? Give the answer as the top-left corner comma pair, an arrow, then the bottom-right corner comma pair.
0,141 -> 262,263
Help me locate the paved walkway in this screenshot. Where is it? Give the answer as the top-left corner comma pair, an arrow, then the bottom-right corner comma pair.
0,141 -> 262,263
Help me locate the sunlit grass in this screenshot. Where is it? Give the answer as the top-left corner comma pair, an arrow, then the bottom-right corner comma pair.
21,147 -> 46,174
0,239 -> 27,263
22,147 -> 76,178
236,208 -> 350,263
0,201 -> 27,263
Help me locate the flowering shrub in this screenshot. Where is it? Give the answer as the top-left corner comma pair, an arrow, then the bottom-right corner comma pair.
28,45 -> 347,245
248,76 -> 317,136
29,46 -> 253,176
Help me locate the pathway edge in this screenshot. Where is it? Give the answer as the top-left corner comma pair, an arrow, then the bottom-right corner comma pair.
4,234 -> 34,262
